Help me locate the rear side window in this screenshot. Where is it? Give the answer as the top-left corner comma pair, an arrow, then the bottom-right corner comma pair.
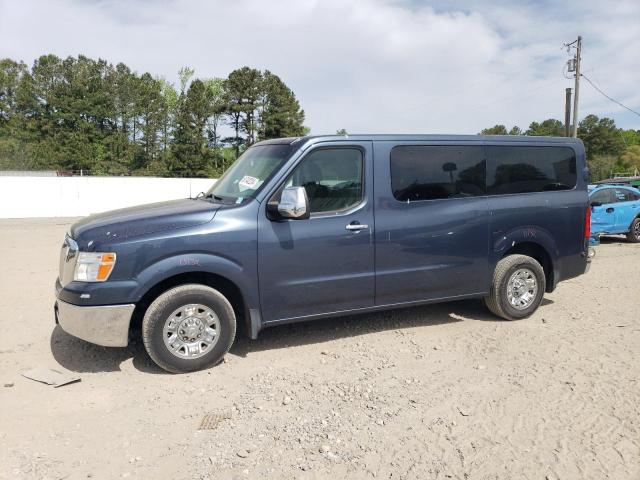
390,146 -> 485,201
590,188 -> 613,204
615,188 -> 640,202
486,146 -> 577,195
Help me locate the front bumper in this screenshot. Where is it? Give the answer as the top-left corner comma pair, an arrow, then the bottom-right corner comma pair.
54,300 -> 135,347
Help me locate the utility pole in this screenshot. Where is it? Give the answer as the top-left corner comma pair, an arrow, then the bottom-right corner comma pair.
564,88 -> 572,137
571,36 -> 582,138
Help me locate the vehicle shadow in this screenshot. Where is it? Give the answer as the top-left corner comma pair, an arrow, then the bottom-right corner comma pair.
50,325 -> 162,374
50,298 -> 541,373
231,299 -> 507,357
598,235 -> 630,244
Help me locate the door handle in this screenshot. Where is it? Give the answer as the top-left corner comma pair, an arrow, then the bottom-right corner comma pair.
606,207 -> 614,213
346,222 -> 369,231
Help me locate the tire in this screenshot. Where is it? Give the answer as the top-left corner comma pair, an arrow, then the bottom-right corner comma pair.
484,254 -> 546,321
142,284 -> 236,373
626,217 -> 640,243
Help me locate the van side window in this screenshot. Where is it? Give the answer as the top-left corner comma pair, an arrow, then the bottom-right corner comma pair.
486,146 -> 576,195
286,148 -> 363,214
390,146 -> 485,201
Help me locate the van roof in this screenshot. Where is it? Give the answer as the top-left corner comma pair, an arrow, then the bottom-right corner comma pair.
255,135 -> 583,146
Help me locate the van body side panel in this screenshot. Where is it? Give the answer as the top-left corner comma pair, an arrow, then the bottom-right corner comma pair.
488,191 -> 587,282
373,141 -> 490,305
257,141 -> 375,322
484,142 -> 589,285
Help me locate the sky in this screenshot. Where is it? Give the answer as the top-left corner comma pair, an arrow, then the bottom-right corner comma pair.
1,0 -> 639,134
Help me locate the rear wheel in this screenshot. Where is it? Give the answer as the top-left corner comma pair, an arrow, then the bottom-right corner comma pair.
484,254 -> 546,320
626,217 -> 640,243
142,284 -> 236,373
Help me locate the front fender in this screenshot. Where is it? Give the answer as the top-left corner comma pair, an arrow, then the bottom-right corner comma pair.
130,253 -> 260,313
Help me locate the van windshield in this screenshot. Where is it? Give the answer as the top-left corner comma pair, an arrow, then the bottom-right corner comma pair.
206,144 -> 292,203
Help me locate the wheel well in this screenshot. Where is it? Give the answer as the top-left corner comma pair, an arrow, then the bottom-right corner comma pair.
503,242 -> 554,293
130,272 -> 249,338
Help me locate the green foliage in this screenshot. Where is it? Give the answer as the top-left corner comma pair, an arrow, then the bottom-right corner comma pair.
220,67 -> 307,158
336,128 -> 348,135
202,77 -> 225,151
619,145 -> 640,172
588,145 -> 640,182
578,114 -> 625,159
525,119 -> 564,137
0,55 -> 307,176
588,155 -> 618,182
480,125 -> 508,135
178,66 -> 195,94
169,79 -> 215,177
223,67 -> 263,155
260,71 -> 306,140
480,125 -> 523,135
620,129 -> 640,147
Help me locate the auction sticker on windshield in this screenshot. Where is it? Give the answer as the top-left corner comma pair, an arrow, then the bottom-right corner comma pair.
238,175 -> 260,191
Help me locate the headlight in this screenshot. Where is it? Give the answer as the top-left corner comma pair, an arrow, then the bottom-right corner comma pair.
74,252 -> 116,282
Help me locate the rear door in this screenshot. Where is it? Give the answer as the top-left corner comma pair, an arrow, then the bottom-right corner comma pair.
590,188 -> 616,233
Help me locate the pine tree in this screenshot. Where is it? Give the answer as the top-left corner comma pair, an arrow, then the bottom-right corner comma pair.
260,71 -> 305,140
169,79 -> 214,177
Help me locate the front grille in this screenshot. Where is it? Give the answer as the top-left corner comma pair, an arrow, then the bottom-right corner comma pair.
58,234 -> 78,287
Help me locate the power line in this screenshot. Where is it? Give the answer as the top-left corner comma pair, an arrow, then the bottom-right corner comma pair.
581,74 -> 640,118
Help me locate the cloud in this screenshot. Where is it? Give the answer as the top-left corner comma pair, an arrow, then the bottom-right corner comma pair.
1,0 -> 638,133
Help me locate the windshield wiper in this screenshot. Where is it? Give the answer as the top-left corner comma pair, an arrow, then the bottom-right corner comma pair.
205,193 -> 228,202
191,191 -> 226,203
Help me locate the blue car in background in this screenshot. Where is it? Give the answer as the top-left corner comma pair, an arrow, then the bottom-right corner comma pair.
589,184 -> 640,244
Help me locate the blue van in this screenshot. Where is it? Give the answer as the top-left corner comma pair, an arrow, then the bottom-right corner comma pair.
588,184 -> 640,244
55,135 -> 592,372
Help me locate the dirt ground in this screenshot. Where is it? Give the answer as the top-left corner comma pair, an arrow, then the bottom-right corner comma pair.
0,218 -> 639,480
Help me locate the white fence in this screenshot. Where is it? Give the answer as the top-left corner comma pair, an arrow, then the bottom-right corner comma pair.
0,176 -> 217,218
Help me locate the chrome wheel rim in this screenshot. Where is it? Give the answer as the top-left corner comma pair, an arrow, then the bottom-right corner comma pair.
506,268 -> 538,310
162,304 -> 221,359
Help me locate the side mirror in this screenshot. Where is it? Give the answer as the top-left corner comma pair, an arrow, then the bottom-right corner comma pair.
277,186 -> 310,220
590,201 -> 602,208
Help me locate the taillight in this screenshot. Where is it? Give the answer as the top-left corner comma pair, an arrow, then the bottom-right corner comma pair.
584,205 -> 591,239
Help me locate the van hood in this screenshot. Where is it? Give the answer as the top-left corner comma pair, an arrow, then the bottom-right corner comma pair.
70,199 -> 219,246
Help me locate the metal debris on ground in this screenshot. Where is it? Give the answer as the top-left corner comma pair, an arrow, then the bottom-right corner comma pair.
21,367 -> 80,388
457,406 -> 470,417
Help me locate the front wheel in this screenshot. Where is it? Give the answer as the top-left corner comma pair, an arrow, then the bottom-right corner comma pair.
484,254 -> 546,320
142,284 -> 236,373
626,217 -> 640,243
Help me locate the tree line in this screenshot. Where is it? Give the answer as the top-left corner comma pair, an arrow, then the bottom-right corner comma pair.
480,117 -> 640,181
2,54 -> 638,181
0,55 -> 306,177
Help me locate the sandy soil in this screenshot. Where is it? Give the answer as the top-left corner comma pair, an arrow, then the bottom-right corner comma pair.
0,218 -> 639,480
